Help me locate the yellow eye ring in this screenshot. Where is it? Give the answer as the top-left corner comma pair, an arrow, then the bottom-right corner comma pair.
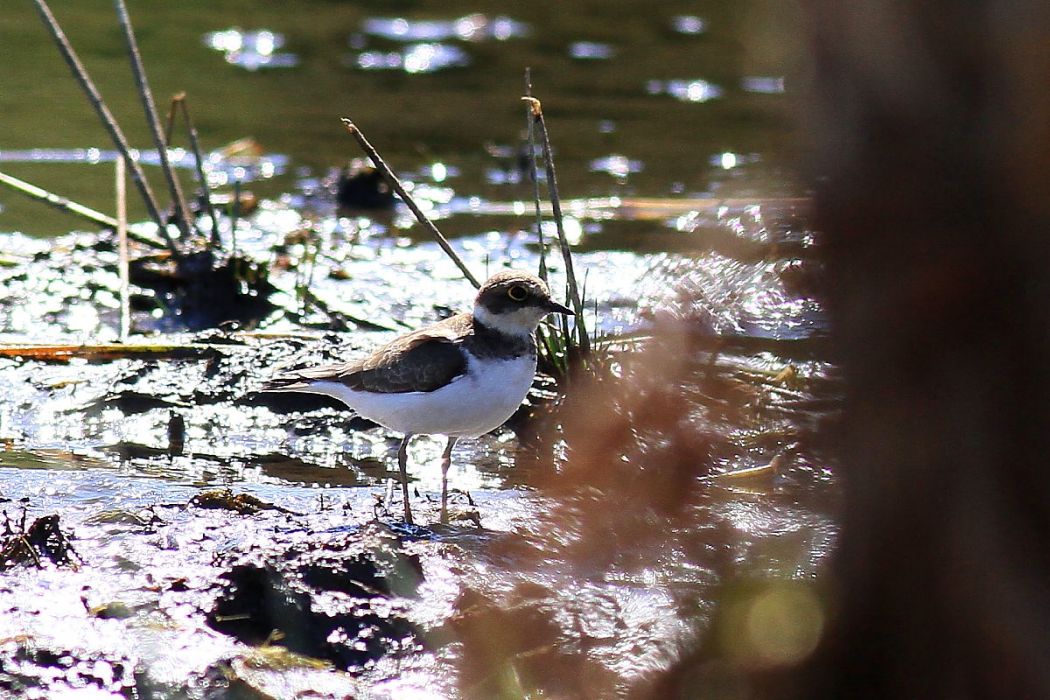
507,285 -> 528,301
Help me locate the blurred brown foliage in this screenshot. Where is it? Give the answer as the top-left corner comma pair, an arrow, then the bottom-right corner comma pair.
452,327 -> 737,698
454,1 -> 1050,698
657,2 -> 1050,698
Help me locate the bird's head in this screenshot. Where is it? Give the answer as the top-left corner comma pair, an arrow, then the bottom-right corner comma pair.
473,270 -> 574,337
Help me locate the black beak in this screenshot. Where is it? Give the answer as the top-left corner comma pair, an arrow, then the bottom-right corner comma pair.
545,299 -> 575,315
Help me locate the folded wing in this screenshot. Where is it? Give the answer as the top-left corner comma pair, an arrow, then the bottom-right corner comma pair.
263,331 -> 468,394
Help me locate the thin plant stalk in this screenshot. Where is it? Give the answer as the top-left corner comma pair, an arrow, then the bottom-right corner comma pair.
578,269 -> 591,348
523,69 -> 549,283
560,285 -> 572,346
341,118 -> 481,289
523,96 -> 590,354
114,0 -> 195,245
31,0 -> 178,257
163,98 -> 179,150
231,179 -> 241,257
116,158 -> 130,341
523,69 -> 561,382
165,93 -> 220,247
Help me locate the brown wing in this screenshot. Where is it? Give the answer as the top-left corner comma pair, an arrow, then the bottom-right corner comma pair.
333,333 -> 467,393
264,316 -> 472,394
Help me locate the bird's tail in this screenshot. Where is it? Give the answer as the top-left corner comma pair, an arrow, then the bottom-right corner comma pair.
259,364 -> 345,393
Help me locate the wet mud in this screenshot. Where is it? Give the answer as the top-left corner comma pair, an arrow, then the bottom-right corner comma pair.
0,191 -> 838,697
0,0 -> 848,692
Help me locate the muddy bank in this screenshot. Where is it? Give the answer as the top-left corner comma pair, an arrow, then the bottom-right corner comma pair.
0,448 -> 835,698
0,188 -> 838,696
0,333 -> 839,697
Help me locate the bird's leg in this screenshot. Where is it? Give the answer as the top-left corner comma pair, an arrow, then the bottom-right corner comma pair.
440,436 -> 457,524
398,434 -> 414,525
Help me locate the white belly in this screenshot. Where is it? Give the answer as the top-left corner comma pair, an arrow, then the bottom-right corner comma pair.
303,354 -> 537,437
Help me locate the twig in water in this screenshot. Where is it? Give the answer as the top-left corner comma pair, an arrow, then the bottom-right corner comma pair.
522,95 -> 590,355
165,93 -> 221,248
114,0 -> 195,245
31,0 -> 179,259
340,118 -> 481,289
116,158 -> 130,341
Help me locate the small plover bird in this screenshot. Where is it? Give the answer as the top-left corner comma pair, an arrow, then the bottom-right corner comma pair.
263,270 -> 573,524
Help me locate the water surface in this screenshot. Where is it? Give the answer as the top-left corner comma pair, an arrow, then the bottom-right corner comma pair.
0,2 -> 833,697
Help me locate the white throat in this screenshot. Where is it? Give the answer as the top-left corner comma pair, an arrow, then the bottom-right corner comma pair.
473,304 -> 544,337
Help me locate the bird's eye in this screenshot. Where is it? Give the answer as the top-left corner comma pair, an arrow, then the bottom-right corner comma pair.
507,285 -> 528,301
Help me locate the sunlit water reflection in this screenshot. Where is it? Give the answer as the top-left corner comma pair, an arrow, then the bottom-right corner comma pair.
0,2 -> 828,694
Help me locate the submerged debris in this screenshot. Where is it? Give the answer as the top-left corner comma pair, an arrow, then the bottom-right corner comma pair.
190,489 -> 294,515
130,250 -> 277,330
335,161 -> 395,211
0,513 -> 79,571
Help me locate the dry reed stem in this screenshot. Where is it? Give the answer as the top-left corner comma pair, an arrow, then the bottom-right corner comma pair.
340,118 -> 482,289
114,0 -> 195,245
165,93 -> 221,247
0,343 -> 226,362
0,169 -> 115,230
523,69 -> 549,283
116,158 -> 130,341
230,179 -> 241,257
32,0 -> 179,258
0,169 -> 166,248
523,69 -> 560,378
522,96 -> 590,354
